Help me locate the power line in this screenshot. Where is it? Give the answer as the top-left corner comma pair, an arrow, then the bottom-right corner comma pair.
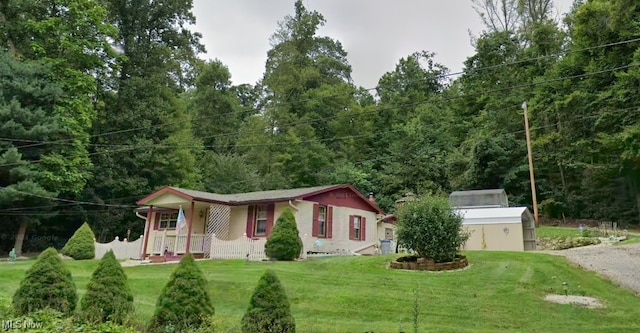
0,186 -> 138,209
1,106 -> 631,215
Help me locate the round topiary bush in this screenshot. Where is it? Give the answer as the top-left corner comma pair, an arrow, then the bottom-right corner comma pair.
241,269 -> 295,333
396,194 -> 469,263
61,222 -> 95,260
265,208 -> 302,261
80,250 -> 134,324
148,254 -> 214,332
12,247 -> 77,316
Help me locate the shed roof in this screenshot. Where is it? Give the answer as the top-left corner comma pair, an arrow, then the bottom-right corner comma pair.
449,189 -> 509,208
456,207 -> 530,225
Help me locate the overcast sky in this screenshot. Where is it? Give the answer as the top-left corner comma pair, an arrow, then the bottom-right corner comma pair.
191,0 -> 574,89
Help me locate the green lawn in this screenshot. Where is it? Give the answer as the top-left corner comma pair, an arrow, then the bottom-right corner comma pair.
1,253 -> 640,332
536,226 -> 583,238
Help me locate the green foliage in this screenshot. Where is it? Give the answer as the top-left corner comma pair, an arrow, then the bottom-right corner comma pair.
12,248 -> 77,316
148,254 -> 214,332
395,195 -> 469,262
199,152 -> 263,194
265,209 -> 303,261
241,270 -> 296,333
61,222 -> 96,260
6,308 -> 138,332
80,251 -> 134,324
0,297 -> 13,318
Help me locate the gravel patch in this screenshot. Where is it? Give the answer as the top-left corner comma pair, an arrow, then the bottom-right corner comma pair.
546,242 -> 640,295
544,294 -> 604,308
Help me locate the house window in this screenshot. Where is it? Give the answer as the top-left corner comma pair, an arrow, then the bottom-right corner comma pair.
159,212 -> 178,229
353,216 -> 361,240
254,205 -> 268,236
349,215 -> 365,241
318,206 -> 327,237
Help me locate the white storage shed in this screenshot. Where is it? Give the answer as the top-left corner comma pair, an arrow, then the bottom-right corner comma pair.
457,207 -> 536,251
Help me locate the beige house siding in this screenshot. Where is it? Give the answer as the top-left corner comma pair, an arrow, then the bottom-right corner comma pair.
377,222 -> 396,241
294,200 -> 379,253
228,206 -> 248,240
462,223 -> 524,251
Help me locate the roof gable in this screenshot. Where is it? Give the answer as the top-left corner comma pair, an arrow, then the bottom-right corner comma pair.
301,186 -> 385,214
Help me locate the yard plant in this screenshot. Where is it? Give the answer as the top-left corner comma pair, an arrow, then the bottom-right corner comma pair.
61,222 -> 96,260
80,250 -> 134,324
241,269 -> 295,333
12,247 -> 77,316
148,254 -> 214,332
265,208 -> 303,261
395,194 -> 469,262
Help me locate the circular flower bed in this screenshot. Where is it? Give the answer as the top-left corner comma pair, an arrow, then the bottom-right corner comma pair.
389,255 -> 469,272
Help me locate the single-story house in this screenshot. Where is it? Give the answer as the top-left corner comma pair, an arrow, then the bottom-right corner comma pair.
135,184 -> 394,260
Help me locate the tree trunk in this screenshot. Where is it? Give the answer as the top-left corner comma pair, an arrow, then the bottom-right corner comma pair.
14,220 -> 28,256
0,1 -> 17,55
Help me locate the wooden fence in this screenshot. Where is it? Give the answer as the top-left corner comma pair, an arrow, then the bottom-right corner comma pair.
95,236 -> 143,260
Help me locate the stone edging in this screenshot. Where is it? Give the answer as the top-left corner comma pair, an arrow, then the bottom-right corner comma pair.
389,255 -> 469,271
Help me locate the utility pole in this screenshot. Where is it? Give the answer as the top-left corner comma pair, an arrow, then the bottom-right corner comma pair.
522,102 -> 539,226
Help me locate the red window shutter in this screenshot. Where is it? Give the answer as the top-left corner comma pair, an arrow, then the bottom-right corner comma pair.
349,215 -> 355,240
246,206 -> 255,238
265,204 -> 275,236
312,203 -> 319,237
361,216 -> 367,241
327,206 -> 333,239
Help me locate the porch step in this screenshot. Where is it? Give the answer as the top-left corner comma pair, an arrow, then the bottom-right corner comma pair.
149,255 -> 166,263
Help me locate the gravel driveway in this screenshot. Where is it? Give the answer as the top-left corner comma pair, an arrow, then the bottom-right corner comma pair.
546,242 -> 640,295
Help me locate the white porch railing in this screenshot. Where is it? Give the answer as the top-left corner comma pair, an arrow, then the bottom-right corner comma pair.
209,233 -> 267,261
189,234 -> 205,254
151,231 -> 206,255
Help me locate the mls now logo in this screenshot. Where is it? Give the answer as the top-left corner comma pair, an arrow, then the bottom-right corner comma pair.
1,319 -> 44,330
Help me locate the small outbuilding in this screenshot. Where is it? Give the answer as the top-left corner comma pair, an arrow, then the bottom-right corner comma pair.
457,207 -> 536,251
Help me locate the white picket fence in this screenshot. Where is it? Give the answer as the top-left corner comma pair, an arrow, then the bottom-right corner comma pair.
95,236 -> 143,260
209,233 -> 267,261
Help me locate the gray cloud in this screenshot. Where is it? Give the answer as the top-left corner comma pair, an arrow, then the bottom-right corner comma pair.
192,0 -> 575,89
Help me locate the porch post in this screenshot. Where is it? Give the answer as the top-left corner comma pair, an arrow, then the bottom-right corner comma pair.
185,201 -> 195,254
140,206 -> 153,260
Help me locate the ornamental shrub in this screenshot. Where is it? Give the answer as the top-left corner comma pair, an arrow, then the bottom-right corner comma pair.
80,250 -> 134,324
241,270 -> 295,333
396,194 -> 469,262
148,254 -> 214,332
12,247 -> 77,316
61,222 -> 95,260
265,208 -> 302,261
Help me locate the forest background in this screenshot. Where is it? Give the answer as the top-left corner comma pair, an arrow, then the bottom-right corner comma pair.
1,0 -> 639,254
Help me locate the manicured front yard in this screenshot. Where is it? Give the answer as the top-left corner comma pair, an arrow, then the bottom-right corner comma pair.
1,252 -> 640,332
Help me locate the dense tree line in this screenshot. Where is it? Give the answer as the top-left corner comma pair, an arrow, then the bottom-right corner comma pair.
1,0 -> 639,254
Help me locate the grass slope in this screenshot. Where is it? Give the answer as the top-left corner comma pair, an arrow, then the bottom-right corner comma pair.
1,252 -> 640,332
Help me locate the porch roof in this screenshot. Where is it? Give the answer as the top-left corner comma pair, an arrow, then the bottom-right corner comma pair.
136,184 -> 385,214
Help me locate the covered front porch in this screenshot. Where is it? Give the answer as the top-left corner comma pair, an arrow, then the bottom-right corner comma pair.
137,187 -> 247,260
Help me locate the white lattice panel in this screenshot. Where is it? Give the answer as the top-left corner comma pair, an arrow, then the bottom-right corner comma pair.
204,204 -> 231,258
